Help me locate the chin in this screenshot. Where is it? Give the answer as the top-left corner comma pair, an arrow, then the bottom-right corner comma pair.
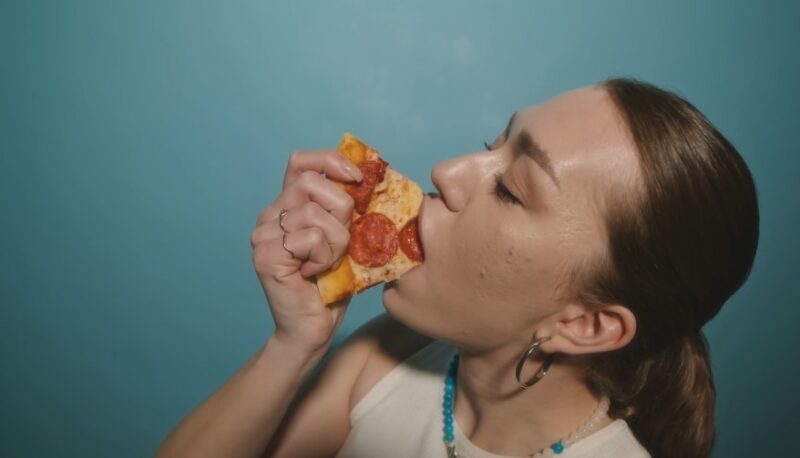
381,274 -> 446,342
381,278 -> 419,326
381,282 -> 404,320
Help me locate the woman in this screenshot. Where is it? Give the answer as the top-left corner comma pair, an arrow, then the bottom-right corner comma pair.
158,78 -> 759,458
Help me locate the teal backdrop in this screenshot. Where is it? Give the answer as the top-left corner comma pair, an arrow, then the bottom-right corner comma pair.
2,1 -> 798,456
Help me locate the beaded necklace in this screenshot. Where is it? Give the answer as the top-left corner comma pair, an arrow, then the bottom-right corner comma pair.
442,354 -> 611,458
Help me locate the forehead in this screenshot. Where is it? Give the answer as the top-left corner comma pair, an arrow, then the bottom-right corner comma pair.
512,86 -> 639,196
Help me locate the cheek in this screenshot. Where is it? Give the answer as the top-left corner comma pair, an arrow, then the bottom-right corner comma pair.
383,211 -> 563,345
444,217 -> 540,302
386,215 -> 506,314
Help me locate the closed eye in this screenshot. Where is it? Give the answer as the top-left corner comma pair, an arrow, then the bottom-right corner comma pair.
492,174 -> 522,205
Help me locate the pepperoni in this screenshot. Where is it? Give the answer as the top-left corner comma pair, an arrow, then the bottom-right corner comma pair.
399,217 -> 424,262
348,213 -> 398,267
344,158 -> 389,214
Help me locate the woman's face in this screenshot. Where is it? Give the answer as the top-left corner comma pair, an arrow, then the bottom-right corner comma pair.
383,86 -> 640,351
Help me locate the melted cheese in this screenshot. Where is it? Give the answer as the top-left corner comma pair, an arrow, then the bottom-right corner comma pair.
351,168 -> 423,292
317,134 -> 423,303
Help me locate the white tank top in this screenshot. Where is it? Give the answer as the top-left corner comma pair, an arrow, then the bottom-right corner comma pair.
336,340 -> 651,458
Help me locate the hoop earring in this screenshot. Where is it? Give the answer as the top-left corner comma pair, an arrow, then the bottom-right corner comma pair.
515,335 -> 555,389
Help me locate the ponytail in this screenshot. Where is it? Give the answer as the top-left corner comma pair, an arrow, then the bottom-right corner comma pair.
577,78 -> 758,458
587,332 -> 716,458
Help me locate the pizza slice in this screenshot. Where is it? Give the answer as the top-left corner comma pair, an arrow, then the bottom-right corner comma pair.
316,133 -> 424,305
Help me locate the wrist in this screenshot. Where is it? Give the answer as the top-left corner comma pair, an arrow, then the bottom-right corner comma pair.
262,332 -> 328,374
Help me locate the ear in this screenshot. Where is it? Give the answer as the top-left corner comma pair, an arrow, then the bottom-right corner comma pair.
537,303 -> 637,355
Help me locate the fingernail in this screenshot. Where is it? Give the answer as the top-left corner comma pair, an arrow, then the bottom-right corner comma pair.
343,163 -> 363,182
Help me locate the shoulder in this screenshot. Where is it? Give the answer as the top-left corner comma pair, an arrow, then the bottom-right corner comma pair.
264,313 -> 432,457
344,312 -> 435,413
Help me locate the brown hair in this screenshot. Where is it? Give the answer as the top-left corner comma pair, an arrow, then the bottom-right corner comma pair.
576,78 -> 759,458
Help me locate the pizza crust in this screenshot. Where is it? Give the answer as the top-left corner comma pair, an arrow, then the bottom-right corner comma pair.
316,256 -> 355,305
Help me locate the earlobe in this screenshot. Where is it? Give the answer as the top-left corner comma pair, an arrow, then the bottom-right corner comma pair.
544,304 -> 637,355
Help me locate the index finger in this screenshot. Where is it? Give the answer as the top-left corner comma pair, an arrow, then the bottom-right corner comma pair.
283,149 -> 363,189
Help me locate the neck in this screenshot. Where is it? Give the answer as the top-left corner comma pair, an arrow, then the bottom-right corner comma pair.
453,346 -> 612,456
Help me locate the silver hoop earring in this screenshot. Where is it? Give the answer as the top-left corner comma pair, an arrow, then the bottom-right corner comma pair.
515,335 -> 554,389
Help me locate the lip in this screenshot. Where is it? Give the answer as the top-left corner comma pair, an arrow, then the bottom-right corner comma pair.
418,195 -> 427,255
418,192 -> 438,259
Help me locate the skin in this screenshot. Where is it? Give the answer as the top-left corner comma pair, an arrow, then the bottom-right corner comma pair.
158,85 -> 645,457
382,85 -> 641,454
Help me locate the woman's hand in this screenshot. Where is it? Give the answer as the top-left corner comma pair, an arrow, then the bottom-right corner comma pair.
251,150 -> 363,355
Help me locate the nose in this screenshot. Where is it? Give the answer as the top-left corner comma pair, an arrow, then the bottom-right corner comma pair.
431,150 -> 502,212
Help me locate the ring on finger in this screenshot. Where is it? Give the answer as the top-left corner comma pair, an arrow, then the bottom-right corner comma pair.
282,232 -> 296,259
279,208 -> 290,234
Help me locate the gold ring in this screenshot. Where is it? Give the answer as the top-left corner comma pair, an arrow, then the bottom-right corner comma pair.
279,208 -> 290,234
282,232 -> 296,258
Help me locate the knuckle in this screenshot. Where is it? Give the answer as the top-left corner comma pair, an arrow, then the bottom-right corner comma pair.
318,245 -> 334,266
307,227 -> 325,245
287,151 -> 303,169
298,170 -> 319,186
302,201 -> 324,218
323,250 -> 335,267
250,226 -> 270,248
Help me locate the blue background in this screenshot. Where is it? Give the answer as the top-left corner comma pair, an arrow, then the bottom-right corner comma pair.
2,1 -> 798,456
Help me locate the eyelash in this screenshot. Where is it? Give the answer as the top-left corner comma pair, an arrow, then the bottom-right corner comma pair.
492,174 -> 522,205
485,142 -> 522,205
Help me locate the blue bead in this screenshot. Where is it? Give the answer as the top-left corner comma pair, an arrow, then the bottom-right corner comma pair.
442,354 -> 461,449
551,441 -> 564,454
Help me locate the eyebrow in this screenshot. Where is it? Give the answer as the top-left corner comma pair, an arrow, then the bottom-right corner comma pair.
504,112 -> 560,189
